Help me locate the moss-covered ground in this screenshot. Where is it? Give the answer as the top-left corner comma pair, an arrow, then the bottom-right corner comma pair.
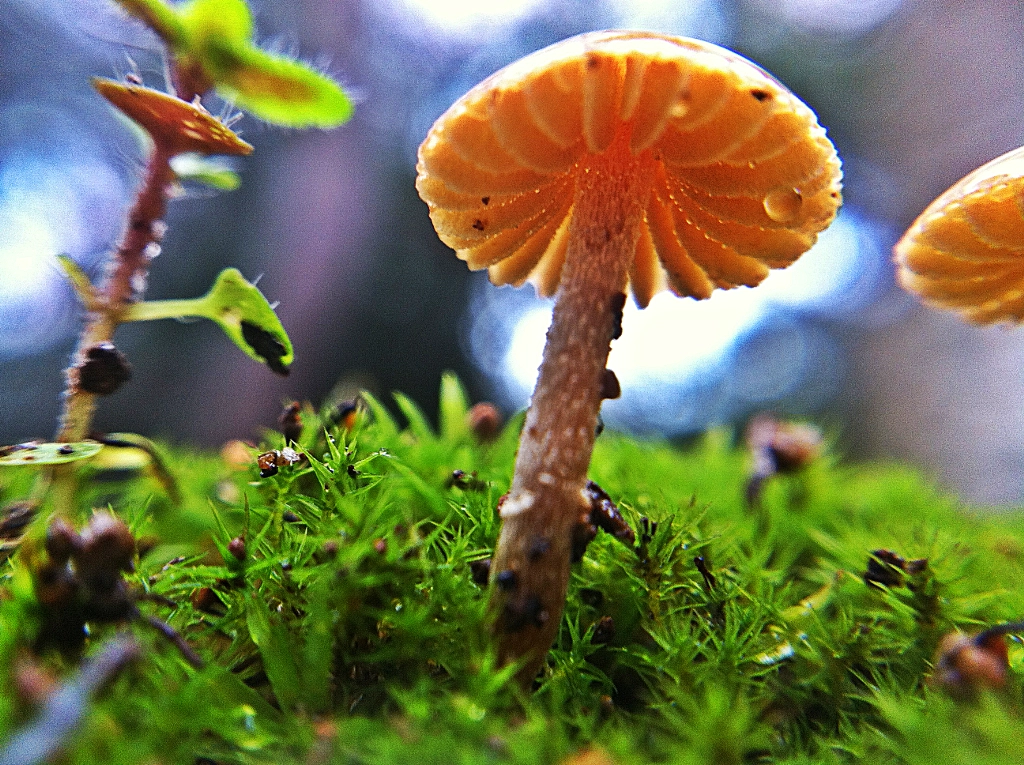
3,374 -> 1024,764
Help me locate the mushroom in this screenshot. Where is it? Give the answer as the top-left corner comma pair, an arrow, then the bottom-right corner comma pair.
894,145 -> 1024,324
416,30 -> 842,676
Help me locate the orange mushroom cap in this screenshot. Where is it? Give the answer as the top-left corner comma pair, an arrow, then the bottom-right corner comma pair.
416,30 -> 842,307
93,78 -> 254,157
894,145 -> 1024,324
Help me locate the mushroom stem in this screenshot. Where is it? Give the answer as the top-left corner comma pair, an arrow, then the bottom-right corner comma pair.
490,133 -> 656,677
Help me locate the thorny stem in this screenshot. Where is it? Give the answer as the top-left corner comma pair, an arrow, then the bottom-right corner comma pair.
55,143 -> 176,444
168,59 -> 212,105
489,130 -> 656,680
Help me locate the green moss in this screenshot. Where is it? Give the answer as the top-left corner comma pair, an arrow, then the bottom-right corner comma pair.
3,375 -> 1024,764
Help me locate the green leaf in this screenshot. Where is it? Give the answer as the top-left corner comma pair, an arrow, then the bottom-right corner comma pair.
298,575 -> 335,712
389,460 -> 449,519
55,255 -> 98,308
114,0 -> 188,47
393,392 -> 435,442
438,371 -> 471,442
303,450 -> 338,496
198,665 -> 284,731
244,594 -> 301,709
90,432 -> 181,503
358,391 -> 400,441
203,41 -> 354,128
178,0 -> 253,45
122,268 -> 293,375
119,0 -> 352,128
170,153 -> 242,191
0,441 -> 103,467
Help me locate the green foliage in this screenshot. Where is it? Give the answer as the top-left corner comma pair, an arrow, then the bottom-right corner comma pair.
0,441 -> 103,467
3,375 -> 1024,763
114,0 -> 187,47
123,268 -> 294,375
170,152 -> 243,190
199,41 -> 354,128
55,256 -> 97,310
115,0 -> 354,127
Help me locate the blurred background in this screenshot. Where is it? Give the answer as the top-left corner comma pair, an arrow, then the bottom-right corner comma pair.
1,0 -> 1023,503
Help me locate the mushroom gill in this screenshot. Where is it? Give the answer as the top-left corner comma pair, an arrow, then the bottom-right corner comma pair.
416,30 -> 842,309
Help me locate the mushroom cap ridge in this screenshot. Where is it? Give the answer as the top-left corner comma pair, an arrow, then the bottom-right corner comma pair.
895,145 -> 1024,325
416,30 -> 842,307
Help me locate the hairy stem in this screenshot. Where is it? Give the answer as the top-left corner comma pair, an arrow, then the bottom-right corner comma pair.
56,144 -> 175,444
489,133 -> 656,679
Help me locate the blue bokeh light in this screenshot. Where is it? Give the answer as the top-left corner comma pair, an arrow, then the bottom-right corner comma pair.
466,207 -> 894,435
0,108 -> 129,359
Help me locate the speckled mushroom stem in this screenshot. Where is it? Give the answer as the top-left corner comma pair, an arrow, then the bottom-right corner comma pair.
55,144 -> 175,443
490,133 -> 656,677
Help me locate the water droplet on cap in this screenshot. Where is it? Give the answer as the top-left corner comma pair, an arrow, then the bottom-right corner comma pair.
763,187 -> 803,223
669,92 -> 690,119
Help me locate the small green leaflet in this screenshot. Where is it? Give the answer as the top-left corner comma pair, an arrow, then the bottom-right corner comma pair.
0,441 -> 104,466
244,593 -> 301,709
171,153 -> 242,191
178,0 -> 253,44
116,0 -> 353,128
199,41 -> 354,128
438,371 -> 471,442
55,255 -> 98,309
114,0 -> 187,47
123,268 -> 293,375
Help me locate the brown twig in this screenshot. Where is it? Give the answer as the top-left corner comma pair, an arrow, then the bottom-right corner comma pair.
56,144 -> 176,443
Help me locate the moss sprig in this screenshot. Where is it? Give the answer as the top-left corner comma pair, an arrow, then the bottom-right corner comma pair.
4,376 -> 1024,763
